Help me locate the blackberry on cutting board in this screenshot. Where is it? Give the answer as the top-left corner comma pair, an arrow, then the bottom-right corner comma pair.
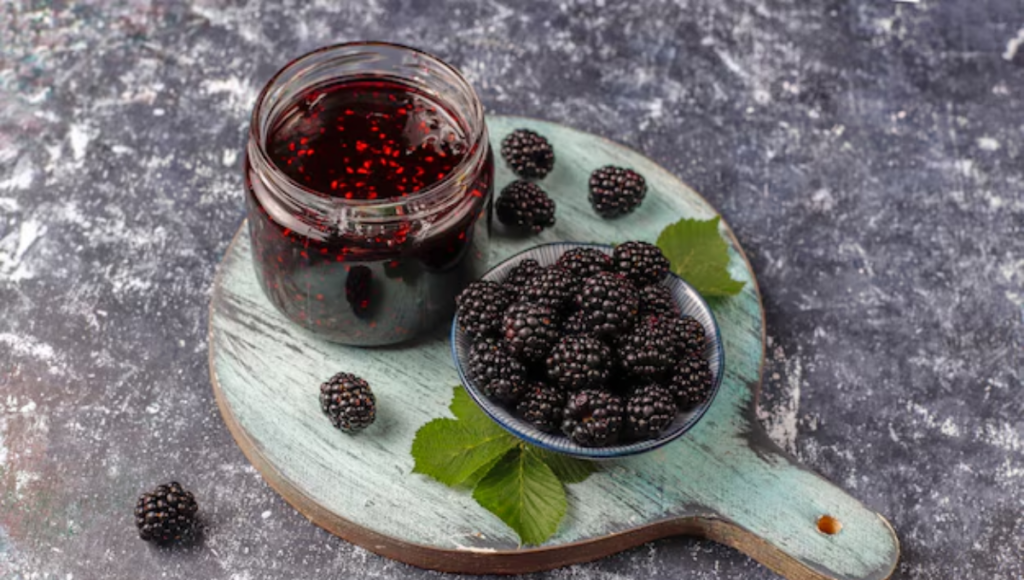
561,389 -> 624,447
135,482 -> 199,543
516,383 -> 566,432
613,241 -> 670,287
456,281 -> 514,337
496,180 -> 556,233
521,266 -> 578,312
617,315 -> 678,380
468,337 -> 529,404
556,247 -> 612,280
547,335 -> 612,392
638,284 -> 680,317
502,258 -> 543,296
588,166 -> 647,218
503,301 -> 561,363
575,271 -> 639,339
625,383 -> 678,440
668,354 -> 714,411
320,372 -> 377,432
501,129 -> 555,179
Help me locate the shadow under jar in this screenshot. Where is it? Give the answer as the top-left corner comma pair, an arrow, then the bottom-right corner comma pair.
245,42 -> 494,346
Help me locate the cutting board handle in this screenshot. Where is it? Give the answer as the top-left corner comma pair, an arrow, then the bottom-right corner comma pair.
699,426 -> 900,580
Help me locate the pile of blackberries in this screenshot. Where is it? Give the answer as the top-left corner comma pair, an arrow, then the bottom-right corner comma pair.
456,242 -> 714,447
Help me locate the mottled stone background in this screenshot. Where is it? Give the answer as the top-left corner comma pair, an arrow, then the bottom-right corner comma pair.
1,1 -> 1022,578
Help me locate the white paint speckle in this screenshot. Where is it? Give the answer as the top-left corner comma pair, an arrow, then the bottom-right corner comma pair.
261,510 -> 271,519
1003,27 -> 1024,61
20,400 -> 37,415
0,156 -> 36,191
977,137 -> 1001,151
153,108 -> 165,116
145,403 -> 160,415
68,123 -> 94,163
222,149 -> 238,167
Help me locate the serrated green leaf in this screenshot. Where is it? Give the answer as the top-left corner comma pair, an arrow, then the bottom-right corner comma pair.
472,447 -> 567,545
411,418 -> 517,487
463,448 -> 514,488
656,216 -> 745,297
527,447 -> 598,484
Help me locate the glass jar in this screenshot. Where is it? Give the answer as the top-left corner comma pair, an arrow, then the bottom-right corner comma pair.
244,42 -> 493,346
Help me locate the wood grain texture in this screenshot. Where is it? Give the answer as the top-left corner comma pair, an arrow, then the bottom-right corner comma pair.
208,116 -> 899,579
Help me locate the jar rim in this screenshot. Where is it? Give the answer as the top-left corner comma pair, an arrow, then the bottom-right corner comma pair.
247,41 -> 488,212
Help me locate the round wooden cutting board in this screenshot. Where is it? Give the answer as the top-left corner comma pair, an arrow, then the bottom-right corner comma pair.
208,116 -> 899,579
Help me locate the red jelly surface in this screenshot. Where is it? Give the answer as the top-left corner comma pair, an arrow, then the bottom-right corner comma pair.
267,80 -> 469,200
246,80 -> 492,345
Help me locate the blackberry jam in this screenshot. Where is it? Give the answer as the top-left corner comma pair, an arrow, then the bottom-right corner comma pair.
245,43 -> 493,345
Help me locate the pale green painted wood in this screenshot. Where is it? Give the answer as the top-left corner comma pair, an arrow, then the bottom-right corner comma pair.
209,116 -> 898,579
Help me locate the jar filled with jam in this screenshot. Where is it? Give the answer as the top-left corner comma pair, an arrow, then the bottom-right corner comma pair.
245,42 -> 493,345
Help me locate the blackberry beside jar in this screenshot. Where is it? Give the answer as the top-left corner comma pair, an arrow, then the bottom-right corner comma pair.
244,42 -> 493,345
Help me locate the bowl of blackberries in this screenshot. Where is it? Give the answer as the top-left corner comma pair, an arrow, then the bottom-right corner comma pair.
452,241 -> 723,459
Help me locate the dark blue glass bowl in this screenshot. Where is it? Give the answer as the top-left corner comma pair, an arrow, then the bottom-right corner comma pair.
451,242 -> 724,459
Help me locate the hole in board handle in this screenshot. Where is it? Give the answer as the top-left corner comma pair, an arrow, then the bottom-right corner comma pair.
817,515 -> 842,535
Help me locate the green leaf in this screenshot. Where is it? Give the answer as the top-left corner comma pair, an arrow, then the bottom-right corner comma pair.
449,386 -> 492,428
411,418 -> 517,487
527,447 -> 598,484
472,447 -> 567,545
656,216 -> 745,297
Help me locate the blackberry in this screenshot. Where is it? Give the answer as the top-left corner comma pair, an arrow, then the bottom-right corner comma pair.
320,372 -> 377,432
547,335 -> 612,392
588,166 -> 647,218
521,266 -> 578,312
561,389 -> 624,447
613,241 -> 670,287
456,281 -> 515,337
501,129 -> 555,179
502,258 -> 543,297
135,482 -> 199,543
575,271 -> 639,339
678,315 -> 707,356
468,337 -> 529,404
624,384 -> 678,440
556,247 -> 611,280
617,315 -> 678,380
496,180 -> 556,233
561,310 -> 590,337
668,354 -> 714,410
503,301 -> 560,363
638,284 -> 680,317
516,383 -> 566,432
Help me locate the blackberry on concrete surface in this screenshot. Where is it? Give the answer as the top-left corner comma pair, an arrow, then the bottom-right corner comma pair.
588,166 -> 647,218
613,241 -> 670,287
135,481 -> 199,543
468,337 -> 528,404
502,258 -> 543,296
575,271 -> 639,339
561,389 -> 624,447
521,266 -> 578,312
556,247 -> 611,281
503,301 -> 560,363
496,180 -> 556,233
617,315 -> 678,380
547,335 -> 612,392
516,383 -> 566,432
668,354 -> 714,411
320,372 -> 377,433
625,383 -> 678,441
638,284 -> 680,317
456,281 -> 514,337
501,129 -> 555,179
